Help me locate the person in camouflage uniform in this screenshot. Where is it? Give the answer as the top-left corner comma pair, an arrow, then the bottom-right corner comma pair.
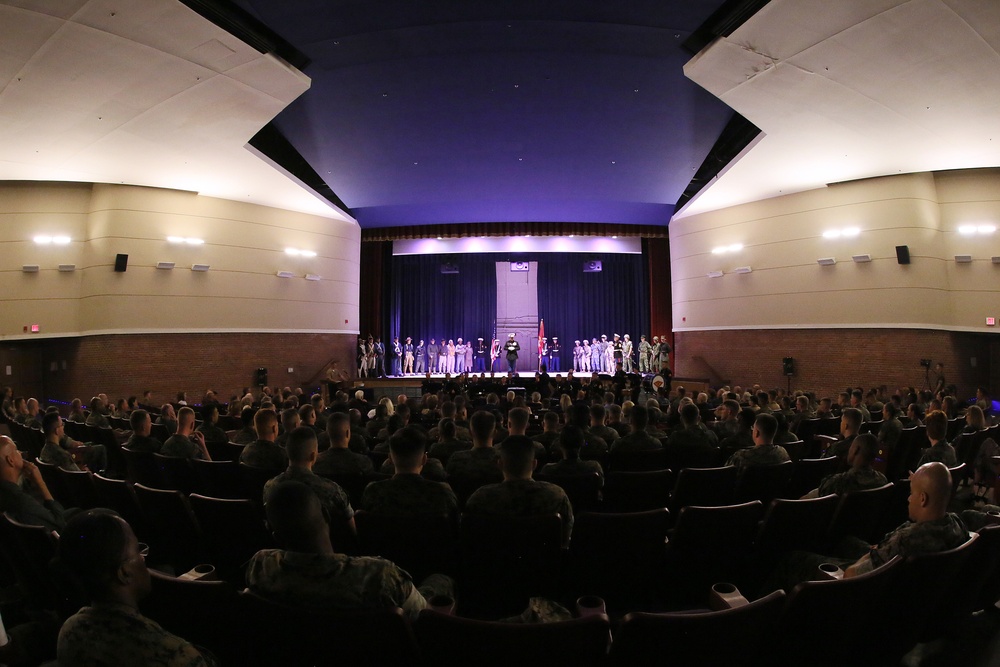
804,433 -> 887,498
56,510 -> 212,667
125,409 -> 163,454
427,419 -> 471,465
264,426 -> 355,529
445,410 -> 502,486
161,407 -> 211,460
239,408 -> 288,470
726,413 -> 790,475
916,410 -> 958,468
39,412 -> 82,471
314,412 -> 374,475
540,425 -> 604,483
248,481 -> 453,619
610,405 -> 663,453
465,435 -> 574,547
362,426 -> 458,518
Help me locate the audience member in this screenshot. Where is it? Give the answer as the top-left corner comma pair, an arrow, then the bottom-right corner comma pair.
0,434 -> 68,532
314,413 -> 373,475
161,407 -> 211,460
362,427 -> 458,518
126,410 -> 162,454
240,409 -> 288,470
802,434 -> 887,498
726,413 -> 789,474
539,424 -> 604,483
916,410 -> 958,468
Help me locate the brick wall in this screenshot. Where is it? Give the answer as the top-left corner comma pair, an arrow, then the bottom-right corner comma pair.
674,328 -> 994,400
8,333 -> 357,404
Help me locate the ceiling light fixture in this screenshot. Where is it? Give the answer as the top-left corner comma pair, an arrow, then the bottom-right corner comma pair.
305,274 -> 322,281
22,264 -> 40,273
711,243 -> 743,255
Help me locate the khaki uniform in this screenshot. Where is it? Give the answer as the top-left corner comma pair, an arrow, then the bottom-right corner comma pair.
57,603 -> 209,667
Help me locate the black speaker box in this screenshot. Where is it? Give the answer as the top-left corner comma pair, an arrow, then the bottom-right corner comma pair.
114,254 -> 129,272
895,245 -> 910,264
255,367 -> 268,387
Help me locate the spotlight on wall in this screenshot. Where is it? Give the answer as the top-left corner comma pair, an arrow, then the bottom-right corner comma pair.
852,254 -> 872,263
191,264 -> 210,272
22,264 -> 40,273
817,257 -> 837,266
58,264 -> 76,272
822,227 -> 860,239
168,236 -> 204,245
156,262 -> 175,270
711,243 -> 743,255
276,271 -> 295,278
733,266 -> 752,274
707,270 -> 724,278
285,248 -> 317,257
959,224 -> 996,235
305,274 -> 322,281
955,255 -> 973,263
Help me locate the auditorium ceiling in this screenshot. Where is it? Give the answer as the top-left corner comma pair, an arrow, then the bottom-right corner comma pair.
1,0 -> 999,229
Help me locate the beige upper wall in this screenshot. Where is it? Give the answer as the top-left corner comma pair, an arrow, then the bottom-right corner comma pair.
0,182 -> 360,339
670,169 -> 1000,332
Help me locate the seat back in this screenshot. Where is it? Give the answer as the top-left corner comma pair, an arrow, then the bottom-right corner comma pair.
92,473 -> 147,538
611,589 -> 786,667
236,591 -> 419,667
825,483 -> 894,547
237,462 -> 280,501
670,501 -> 764,552
354,510 -> 458,581
189,458 -> 243,499
602,469 -> 673,513
188,494 -> 272,582
34,459 -> 69,505
122,447 -> 163,487
56,468 -> 102,509
778,556 -> 902,667
734,461 -> 794,503
133,483 -> 203,572
607,448 -> 669,472
534,472 -> 603,512
416,609 -> 610,667
0,512 -> 60,610
669,466 -> 737,516
153,452 -> 197,494
459,513 -> 562,618
755,494 -> 840,555
786,457 -> 840,498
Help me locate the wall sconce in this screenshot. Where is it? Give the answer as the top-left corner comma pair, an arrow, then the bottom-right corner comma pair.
822,227 -> 860,239
191,264 -> 210,272
156,262 -> 175,270
168,236 -> 204,245
305,274 -> 322,281
285,248 -> 317,257
954,255 -> 973,263
707,270 -> 724,278
22,265 -> 40,273
276,271 -> 295,278
852,254 -> 872,263
817,257 -> 836,266
58,264 -> 76,272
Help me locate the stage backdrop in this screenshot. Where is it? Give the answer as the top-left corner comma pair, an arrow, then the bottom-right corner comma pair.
383,252 -> 649,358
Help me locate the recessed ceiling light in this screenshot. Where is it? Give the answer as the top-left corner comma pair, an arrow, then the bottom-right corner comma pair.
733,266 -> 752,274
707,270 -> 723,278
52,235 -> 71,244
22,264 -> 40,273
305,274 -> 322,281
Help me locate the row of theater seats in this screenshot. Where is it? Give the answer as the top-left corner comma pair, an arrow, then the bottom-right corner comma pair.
4,501 -> 996,667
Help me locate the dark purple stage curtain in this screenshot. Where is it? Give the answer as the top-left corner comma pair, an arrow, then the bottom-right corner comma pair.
536,253 -> 650,351
386,254 -> 498,347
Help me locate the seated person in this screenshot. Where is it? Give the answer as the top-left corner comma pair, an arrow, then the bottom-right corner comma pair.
55,510 -> 211,666
666,402 -> 719,451
0,435 -> 67,532
39,411 -> 83,471
445,410 -> 502,487
465,435 -> 574,547
275,407 -> 300,449
877,403 -> 904,455
264,426 -> 354,535
231,407 -> 258,445
155,404 -> 177,435
551,404 -> 608,461
240,409 -> 288,470
196,404 -> 230,444
427,419 -> 471,465
539,424 -> 604,484
610,405 -> 662,452
719,408 -> 758,459
825,408 -> 862,468
769,462 -> 969,591
362,427 -> 458,518
84,396 -> 111,429
247,481 -> 453,618
314,412 -> 374,476
125,410 -> 163,454
916,410 -> 958,468
802,434 -> 887,498
160,407 -> 211,460
725,413 -> 790,475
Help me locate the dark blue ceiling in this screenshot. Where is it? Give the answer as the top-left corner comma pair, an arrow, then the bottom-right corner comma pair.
230,1 -> 737,227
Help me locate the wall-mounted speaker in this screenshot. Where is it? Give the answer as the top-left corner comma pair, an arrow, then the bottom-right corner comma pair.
782,357 -> 795,376
440,263 -> 459,274
114,254 -> 129,272
255,367 -> 268,387
895,245 -> 910,264
583,260 -> 603,273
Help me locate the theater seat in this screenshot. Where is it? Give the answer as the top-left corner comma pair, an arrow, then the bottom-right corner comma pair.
601,469 -> 673,513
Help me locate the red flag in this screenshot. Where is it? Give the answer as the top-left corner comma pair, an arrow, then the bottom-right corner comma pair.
538,319 -> 544,356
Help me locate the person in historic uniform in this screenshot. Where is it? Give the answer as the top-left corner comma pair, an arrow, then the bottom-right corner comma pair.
391,337 -> 403,377
445,339 -> 457,375
658,335 -> 672,377
474,337 -> 487,372
455,338 -> 467,374
415,339 -> 426,374
612,334 -> 624,373
403,337 -> 415,375
426,338 -> 439,374
358,337 -> 367,377
589,337 -> 601,373
464,339 -> 473,373
490,337 -> 502,373
622,334 -> 634,373
439,339 -> 450,375
638,335 -> 652,374
650,336 -> 661,374
573,340 -> 584,372
538,337 -> 548,371
374,337 -> 386,377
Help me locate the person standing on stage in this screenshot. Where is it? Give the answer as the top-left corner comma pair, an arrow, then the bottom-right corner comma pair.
650,336 -> 661,374
490,337 -> 502,373
538,337 -> 548,371
374,337 -> 387,377
658,336 -> 671,376
415,339 -> 426,374
464,339 -> 473,374
573,340 -> 584,372
391,337 -> 403,377
358,337 -> 368,377
445,339 -> 456,375
549,337 -> 561,372
426,338 -> 439,374
439,339 -> 449,375
455,338 -> 467,374
612,334 -> 624,373
403,337 -> 415,375
589,338 -> 601,373
622,334 -> 634,373
365,336 -> 376,377
505,333 -> 521,375
603,335 -> 615,374
474,338 -> 487,372
638,335 -> 652,374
